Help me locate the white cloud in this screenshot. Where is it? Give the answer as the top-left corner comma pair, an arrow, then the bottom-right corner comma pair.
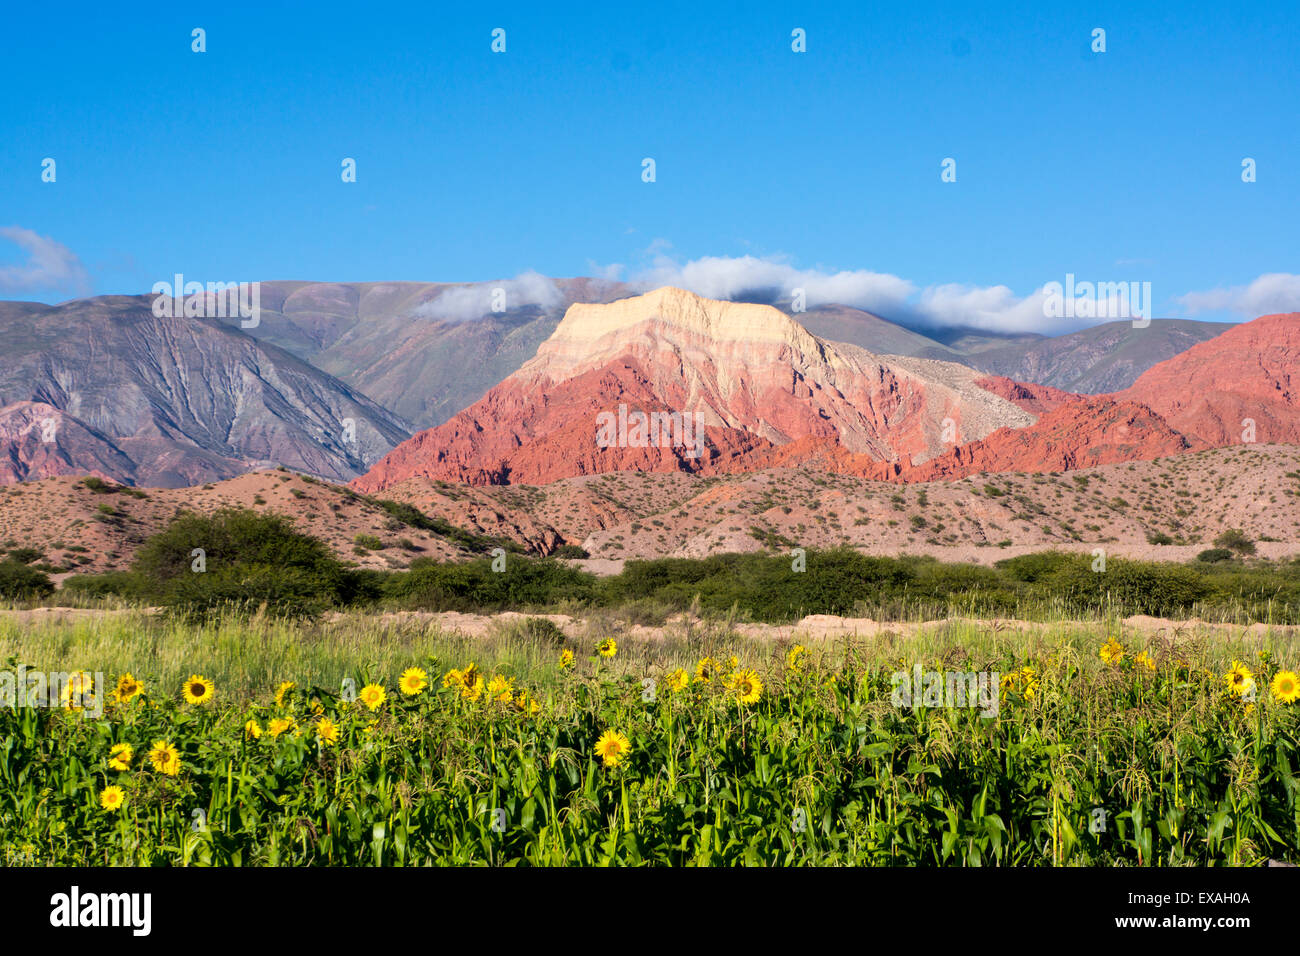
917,283 -> 1056,334
613,253 -> 1088,333
415,271 -> 564,321
628,253 -> 916,315
0,226 -> 91,295
1177,273 -> 1300,317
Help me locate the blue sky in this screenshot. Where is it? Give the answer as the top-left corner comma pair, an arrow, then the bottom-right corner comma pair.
2,0 -> 1297,330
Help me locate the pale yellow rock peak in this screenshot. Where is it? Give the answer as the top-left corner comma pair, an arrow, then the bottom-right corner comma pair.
521,286 -> 859,385
549,286 -> 824,349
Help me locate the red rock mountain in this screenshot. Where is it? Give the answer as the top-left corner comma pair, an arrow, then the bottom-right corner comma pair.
1117,312 -> 1300,447
971,376 -> 1081,416
731,398 -> 1191,483
901,399 -> 1193,480
354,293 -> 1300,492
353,288 -> 1040,490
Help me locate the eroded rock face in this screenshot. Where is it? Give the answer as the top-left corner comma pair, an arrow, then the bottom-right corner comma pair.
0,298 -> 412,486
973,376 -> 1081,416
901,399 -> 1194,480
1118,312 -> 1300,447
0,401 -> 135,485
354,287 -> 1037,490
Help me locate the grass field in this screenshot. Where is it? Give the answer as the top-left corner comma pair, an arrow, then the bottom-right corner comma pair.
2,608 -> 1297,865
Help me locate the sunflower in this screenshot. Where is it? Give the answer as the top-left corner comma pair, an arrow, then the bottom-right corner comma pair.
514,689 -> 541,715
316,717 -> 339,746
559,649 -> 575,670
274,681 -> 295,707
732,669 -> 763,705
442,668 -> 464,689
1271,670 -> 1299,704
594,730 -> 631,768
487,674 -> 515,703
182,674 -> 214,705
459,665 -> 483,702
399,667 -> 428,696
1225,660 -> 1254,697
60,671 -> 95,710
359,683 -> 386,711
1134,651 -> 1156,672
666,668 -> 689,692
244,719 -> 262,739
786,644 -> 807,672
108,742 -> 133,771
596,638 -> 617,658
694,657 -> 718,684
1019,666 -> 1040,698
267,717 -> 295,738
1099,640 -> 1125,665
113,673 -> 143,703
147,740 -> 181,776
100,786 -> 125,812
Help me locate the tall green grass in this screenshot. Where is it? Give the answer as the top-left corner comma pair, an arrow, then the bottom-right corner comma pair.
2,616 -> 1296,865
1,605 -> 1295,704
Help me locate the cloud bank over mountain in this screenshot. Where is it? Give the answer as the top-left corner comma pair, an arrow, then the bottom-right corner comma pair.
414,271 -> 567,321
602,253 -> 1167,334
1178,273 -> 1300,317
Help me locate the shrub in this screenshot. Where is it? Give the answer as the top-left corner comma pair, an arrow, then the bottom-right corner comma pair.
598,549 -> 915,622
370,499 -> 525,555
1197,548 -> 1234,564
81,476 -> 116,493
1048,557 -> 1210,617
1213,529 -> 1256,556
130,508 -> 352,617
60,571 -> 148,599
994,551 -> 1076,583
0,559 -> 54,599
908,562 -> 1017,614
511,616 -> 568,646
552,544 -> 590,559
385,556 -> 596,612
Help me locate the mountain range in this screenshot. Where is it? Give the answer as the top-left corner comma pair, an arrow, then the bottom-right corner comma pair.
0,279 -> 1292,495
353,286 -> 1298,492
0,297 -> 408,487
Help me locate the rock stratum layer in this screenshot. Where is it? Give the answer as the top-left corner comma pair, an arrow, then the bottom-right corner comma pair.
353,288 -> 1046,490
357,287 -> 1282,491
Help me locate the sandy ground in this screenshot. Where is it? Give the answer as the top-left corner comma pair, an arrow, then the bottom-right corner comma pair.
3,603 -> 1294,644
4,445 -> 1298,575
301,609 -> 1298,644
